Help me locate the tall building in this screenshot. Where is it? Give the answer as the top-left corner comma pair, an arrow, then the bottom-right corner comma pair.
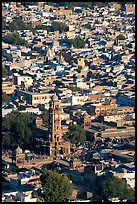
48,94 -> 62,142
45,93 -> 70,157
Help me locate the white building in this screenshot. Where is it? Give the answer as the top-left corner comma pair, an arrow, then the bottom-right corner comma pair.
2,190 -> 38,202
13,73 -> 33,86
71,94 -> 88,106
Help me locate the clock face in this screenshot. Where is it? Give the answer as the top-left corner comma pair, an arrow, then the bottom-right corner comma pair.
17,158 -> 24,164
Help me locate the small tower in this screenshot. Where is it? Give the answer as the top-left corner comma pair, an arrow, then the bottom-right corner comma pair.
59,53 -> 66,65
71,43 -> 74,50
81,112 -> 92,129
12,146 -> 25,169
53,40 -> 59,52
46,47 -> 53,61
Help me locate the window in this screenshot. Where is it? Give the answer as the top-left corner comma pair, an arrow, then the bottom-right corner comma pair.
96,165 -> 102,171
34,97 -> 39,100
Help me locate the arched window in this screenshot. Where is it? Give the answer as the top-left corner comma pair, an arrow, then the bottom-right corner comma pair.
56,105 -> 59,110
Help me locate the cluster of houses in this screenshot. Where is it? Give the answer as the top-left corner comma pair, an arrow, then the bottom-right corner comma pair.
2,2 -> 135,202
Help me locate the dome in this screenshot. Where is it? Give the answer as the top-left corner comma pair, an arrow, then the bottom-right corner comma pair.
52,93 -> 58,101
15,146 -> 23,154
84,112 -> 90,117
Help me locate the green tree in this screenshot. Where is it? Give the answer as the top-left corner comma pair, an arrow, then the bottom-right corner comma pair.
72,36 -> 85,49
41,110 -> 49,126
2,92 -> 10,106
117,34 -> 126,40
94,176 -> 135,202
10,120 -> 33,147
66,125 -> 85,144
3,32 -> 29,47
2,17 -> 7,30
9,17 -> 31,32
3,133 -> 11,147
51,21 -> 69,33
21,2 -> 38,6
45,2 -> 110,9
46,2 -> 93,9
35,24 -> 48,30
96,2 -> 105,8
2,111 -> 35,149
84,23 -> 91,30
2,65 -> 8,78
65,85 -> 81,92
40,170 -> 72,202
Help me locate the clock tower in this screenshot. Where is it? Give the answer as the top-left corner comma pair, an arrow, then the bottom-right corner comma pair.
46,93 -> 70,157
49,93 -> 62,142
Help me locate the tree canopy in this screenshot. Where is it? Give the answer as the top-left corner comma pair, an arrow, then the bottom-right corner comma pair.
65,124 -> 85,144
94,175 -> 135,202
2,65 -> 8,78
40,110 -> 49,126
65,85 -> 82,92
40,169 -> 72,202
35,24 -> 48,30
2,17 -> 7,30
61,36 -> 85,49
3,32 -> 29,47
84,23 -> 91,30
21,2 -> 38,7
2,92 -> 10,106
45,2 -> 109,9
117,34 -> 126,40
2,111 -> 35,149
72,36 -> 85,49
50,21 -> 69,33
8,17 -> 31,32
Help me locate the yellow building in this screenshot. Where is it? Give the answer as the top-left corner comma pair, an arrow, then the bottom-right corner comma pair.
17,89 -> 54,108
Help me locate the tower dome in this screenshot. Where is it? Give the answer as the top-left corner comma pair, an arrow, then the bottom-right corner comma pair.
84,112 -> 90,117
52,93 -> 58,101
15,146 -> 23,154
